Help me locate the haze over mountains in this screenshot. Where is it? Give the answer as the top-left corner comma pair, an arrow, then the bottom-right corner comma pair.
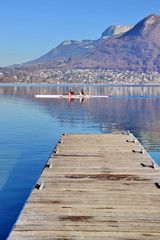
78,14 -> 160,72
14,14 -> 160,73
23,25 -> 133,66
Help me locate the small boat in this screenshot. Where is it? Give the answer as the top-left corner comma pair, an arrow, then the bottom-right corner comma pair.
35,94 -> 109,99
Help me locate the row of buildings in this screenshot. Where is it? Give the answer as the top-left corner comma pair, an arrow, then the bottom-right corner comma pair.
0,68 -> 160,84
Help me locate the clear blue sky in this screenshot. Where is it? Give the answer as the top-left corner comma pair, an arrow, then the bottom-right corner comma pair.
0,0 -> 159,67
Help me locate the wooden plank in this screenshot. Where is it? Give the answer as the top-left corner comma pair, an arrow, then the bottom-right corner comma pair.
9,133 -> 160,240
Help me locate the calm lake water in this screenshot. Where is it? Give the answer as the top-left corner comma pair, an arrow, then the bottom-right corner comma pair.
0,83 -> 160,239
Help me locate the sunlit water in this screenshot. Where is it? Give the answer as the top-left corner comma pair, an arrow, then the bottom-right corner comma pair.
0,84 -> 160,239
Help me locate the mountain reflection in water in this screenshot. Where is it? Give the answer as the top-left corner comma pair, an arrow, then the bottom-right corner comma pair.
1,84 -> 160,153
0,84 -> 160,239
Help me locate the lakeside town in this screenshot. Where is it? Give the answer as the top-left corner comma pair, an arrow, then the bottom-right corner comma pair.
0,68 -> 160,85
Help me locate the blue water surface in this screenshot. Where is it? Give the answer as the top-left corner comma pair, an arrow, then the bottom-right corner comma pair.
0,84 -> 160,239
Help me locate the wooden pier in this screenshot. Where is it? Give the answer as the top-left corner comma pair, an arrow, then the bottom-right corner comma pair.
9,133 -> 160,239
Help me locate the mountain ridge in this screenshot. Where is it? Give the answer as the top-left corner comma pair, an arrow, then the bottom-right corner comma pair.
68,14 -> 160,72
22,25 -> 133,66
12,14 -> 160,73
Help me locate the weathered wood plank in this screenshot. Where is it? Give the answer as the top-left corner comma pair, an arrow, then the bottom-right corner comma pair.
9,133 -> 160,240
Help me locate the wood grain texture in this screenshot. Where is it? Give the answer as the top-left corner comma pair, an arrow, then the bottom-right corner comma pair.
9,133 -> 160,240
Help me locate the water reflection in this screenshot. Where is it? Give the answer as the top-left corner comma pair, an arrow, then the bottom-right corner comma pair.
0,84 -> 160,153
0,84 -> 160,239
1,84 -> 160,97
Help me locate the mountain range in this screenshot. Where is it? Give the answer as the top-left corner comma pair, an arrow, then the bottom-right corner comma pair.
78,14 -> 160,72
16,14 -> 160,73
22,25 -> 133,66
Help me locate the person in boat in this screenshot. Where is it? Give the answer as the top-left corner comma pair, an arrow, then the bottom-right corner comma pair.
69,89 -> 75,97
80,89 -> 85,96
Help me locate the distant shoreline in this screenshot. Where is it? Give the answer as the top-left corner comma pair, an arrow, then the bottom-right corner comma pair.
1,82 -> 160,87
